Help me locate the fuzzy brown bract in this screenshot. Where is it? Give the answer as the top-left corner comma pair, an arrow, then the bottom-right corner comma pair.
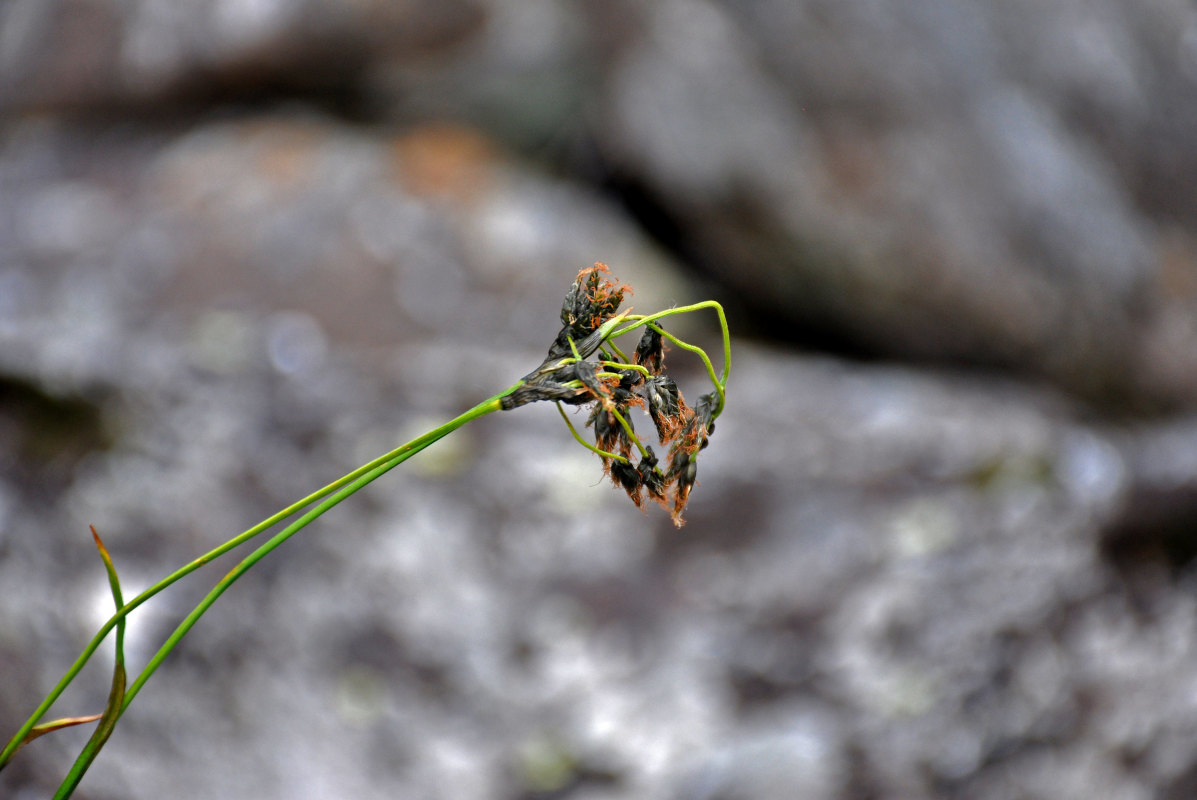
560,263 -> 631,334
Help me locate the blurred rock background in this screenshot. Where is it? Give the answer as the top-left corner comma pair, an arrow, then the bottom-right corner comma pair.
3,0 -> 1197,798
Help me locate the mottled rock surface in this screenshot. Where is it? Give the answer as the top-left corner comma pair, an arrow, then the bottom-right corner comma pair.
4,2 -> 1197,799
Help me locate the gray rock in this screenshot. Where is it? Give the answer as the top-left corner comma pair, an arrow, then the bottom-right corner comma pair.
0,0 -> 483,111
6,3 -> 1197,798
591,0 -> 1197,410
9,0 -> 1197,409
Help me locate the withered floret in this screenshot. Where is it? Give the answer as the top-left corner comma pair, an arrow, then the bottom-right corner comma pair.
542,265 -> 631,364
638,447 -> 667,503
644,375 -> 687,444
669,452 -> 700,525
501,381 -> 588,410
588,403 -> 635,461
610,459 -> 643,505
502,362 -> 597,409
561,263 -> 629,333
573,360 -> 612,403
691,392 -> 717,448
618,369 -> 644,391
634,325 -> 665,375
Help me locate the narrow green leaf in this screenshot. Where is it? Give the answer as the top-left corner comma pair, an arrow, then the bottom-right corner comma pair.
50,528 -> 128,798
0,715 -> 103,772
90,527 -> 128,736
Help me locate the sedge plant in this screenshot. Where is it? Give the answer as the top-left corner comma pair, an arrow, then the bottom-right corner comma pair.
0,263 -> 731,796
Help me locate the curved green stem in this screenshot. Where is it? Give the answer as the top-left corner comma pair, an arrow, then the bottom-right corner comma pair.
599,360 -> 651,379
1,431 -> 438,768
608,405 -> 650,460
612,301 -> 731,418
603,341 -> 630,363
555,403 -> 626,462
649,324 -> 725,416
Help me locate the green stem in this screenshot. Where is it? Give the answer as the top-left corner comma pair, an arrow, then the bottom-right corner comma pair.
608,405 -> 650,460
555,403 -> 626,462
599,361 -> 651,379
124,397 -> 495,708
612,301 -> 731,418
603,341 -> 630,363
3,387 -> 513,786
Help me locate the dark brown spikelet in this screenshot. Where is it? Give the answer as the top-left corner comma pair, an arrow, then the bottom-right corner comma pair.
504,359 -> 612,410
689,392 -> 717,449
588,402 -> 635,464
573,360 -> 612,403
634,325 -> 666,375
618,368 -> 644,391
669,454 -> 699,526
541,264 -> 632,364
668,392 -> 715,456
560,263 -> 631,333
638,447 -> 667,505
501,380 -> 589,409
644,375 -> 688,444
610,458 -> 643,506
588,405 -> 619,460
665,394 -> 718,526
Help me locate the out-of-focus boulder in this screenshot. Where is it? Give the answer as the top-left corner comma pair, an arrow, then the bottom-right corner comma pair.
7,2 -> 1197,798
0,0 -> 483,111
590,0 -> 1197,411
5,111 -> 1197,800
8,0 -> 1197,411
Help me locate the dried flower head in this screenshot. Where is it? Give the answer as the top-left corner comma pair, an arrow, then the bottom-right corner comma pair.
561,263 -> 630,333
543,265 -> 631,364
503,264 -> 728,527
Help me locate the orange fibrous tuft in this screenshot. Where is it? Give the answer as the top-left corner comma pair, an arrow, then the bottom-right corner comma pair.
574,262 -> 632,330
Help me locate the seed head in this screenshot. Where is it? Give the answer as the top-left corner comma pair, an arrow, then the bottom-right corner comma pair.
505,263 -> 725,528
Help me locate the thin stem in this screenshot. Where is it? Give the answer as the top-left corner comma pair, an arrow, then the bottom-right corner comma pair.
608,405 -> 650,460
52,392 -> 508,795
3,387 -> 515,776
126,393 -> 505,708
556,403 -> 626,462
604,341 -> 630,363
611,301 -> 731,418
2,444 -> 414,764
599,360 -> 651,379
650,324 -> 725,415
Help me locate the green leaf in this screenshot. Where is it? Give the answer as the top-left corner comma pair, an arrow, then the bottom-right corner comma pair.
50,528 -> 128,798
0,715 -> 103,771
